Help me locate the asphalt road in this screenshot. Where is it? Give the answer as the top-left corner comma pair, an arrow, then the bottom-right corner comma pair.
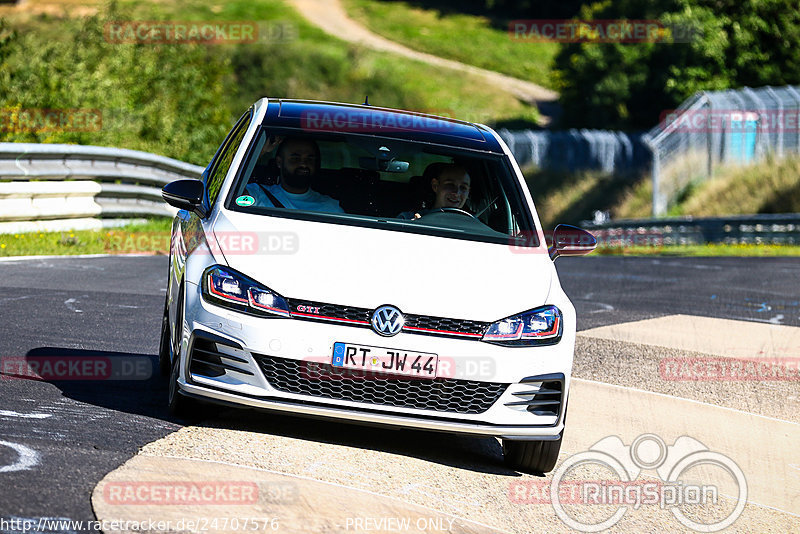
0,256 -> 178,531
555,255 -> 800,329
0,255 -> 797,532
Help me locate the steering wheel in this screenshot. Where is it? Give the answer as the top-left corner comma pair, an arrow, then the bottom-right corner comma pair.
423,207 -> 477,219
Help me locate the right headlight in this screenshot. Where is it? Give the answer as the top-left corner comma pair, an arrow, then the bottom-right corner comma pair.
202,265 -> 290,318
481,305 -> 562,347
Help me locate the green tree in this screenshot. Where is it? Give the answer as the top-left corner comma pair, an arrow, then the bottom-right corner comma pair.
555,0 -> 800,129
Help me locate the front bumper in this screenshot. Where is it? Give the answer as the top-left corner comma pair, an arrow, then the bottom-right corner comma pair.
178,281 -> 574,440
179,380 -> 564,440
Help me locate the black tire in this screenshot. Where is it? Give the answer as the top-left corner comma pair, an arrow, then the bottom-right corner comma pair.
167,285 -> 200,419
158,252 -> 174,378
502,433 -> 563,474
158,311 -> 171,378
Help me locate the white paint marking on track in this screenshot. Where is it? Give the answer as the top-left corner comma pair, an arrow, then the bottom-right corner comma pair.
64,296 -> 87,313
587,302 -> 615,313
769,314 -> 785,324
577,293 -> 615,313
729,315 -> 790,325
0,440 -> 40,473
0,410 -> 51,419
0,295 -> 35,303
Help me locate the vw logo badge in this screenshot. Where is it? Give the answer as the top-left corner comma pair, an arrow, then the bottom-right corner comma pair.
371,305 -> 405,337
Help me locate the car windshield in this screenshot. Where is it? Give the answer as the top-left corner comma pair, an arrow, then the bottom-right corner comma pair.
227,127 -> 537,246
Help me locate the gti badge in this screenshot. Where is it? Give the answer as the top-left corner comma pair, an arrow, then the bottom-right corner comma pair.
371,305 -> 405,337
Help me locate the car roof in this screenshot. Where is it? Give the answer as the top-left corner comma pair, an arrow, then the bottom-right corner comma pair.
258,98 -> 505,153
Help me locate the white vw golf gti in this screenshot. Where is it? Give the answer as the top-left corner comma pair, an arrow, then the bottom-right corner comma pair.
160,98 -> 596,473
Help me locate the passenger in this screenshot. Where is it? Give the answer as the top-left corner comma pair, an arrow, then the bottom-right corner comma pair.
398,163 -> 471,219
246,137 -> 344,213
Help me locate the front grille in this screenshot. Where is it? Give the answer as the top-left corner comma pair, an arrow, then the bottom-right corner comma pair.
286,300 -> 370,324
403,315 -> 487,337
286,298 -> 490,339
254,354 -> 508,414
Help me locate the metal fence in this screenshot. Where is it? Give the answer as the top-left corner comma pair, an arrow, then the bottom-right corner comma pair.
644,85 -> 800,216
498,129 -> 649,175
0,143 -> 203,234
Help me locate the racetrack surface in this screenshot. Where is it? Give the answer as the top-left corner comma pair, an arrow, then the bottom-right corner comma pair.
0,255 -> 798,532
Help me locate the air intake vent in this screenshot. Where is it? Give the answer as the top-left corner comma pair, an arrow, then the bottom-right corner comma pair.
189,333 -> 253,378
505,374 -> 564,418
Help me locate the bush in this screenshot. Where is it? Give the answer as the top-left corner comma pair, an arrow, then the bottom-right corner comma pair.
0,10 -> 233,165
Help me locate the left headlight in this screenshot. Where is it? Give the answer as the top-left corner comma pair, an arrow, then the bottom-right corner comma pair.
202,266 -> 290,318
481,305 -> 562,346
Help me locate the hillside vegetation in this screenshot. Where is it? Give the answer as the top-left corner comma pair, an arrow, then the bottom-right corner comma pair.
0,0 -> 539,165
343,0 -> 558,89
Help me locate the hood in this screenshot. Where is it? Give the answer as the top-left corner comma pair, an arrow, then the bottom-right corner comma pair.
211,210 -> 554,322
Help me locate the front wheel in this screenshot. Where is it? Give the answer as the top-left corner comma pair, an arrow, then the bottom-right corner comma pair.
502,433 -> 563,474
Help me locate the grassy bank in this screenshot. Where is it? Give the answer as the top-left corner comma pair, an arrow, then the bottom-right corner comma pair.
0,219 -> 173,257
595,243 -> 800,257
343,0 -> 558,89
525,168 -> 639,230
527,154 -> 800,228
2,219 -> 797,258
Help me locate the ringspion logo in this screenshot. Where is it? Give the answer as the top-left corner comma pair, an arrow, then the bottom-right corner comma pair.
540,434 -> 747,532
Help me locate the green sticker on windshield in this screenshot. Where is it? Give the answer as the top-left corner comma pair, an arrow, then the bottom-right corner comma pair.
235,195 -> 255,207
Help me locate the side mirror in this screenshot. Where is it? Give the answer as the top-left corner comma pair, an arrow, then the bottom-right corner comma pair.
162,179 -> 207,217
549,224 -> 597,261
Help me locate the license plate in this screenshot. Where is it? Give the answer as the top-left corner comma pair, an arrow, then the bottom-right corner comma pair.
331,342 -> 438,379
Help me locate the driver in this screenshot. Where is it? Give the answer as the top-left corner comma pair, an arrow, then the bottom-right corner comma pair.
246,137 -> 344,213
398,163 -> 471,219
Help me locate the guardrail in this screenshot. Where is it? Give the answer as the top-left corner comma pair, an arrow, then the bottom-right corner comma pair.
3,143 -> 798,247
0,143 -> 204,234
584,213 -> 800,246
